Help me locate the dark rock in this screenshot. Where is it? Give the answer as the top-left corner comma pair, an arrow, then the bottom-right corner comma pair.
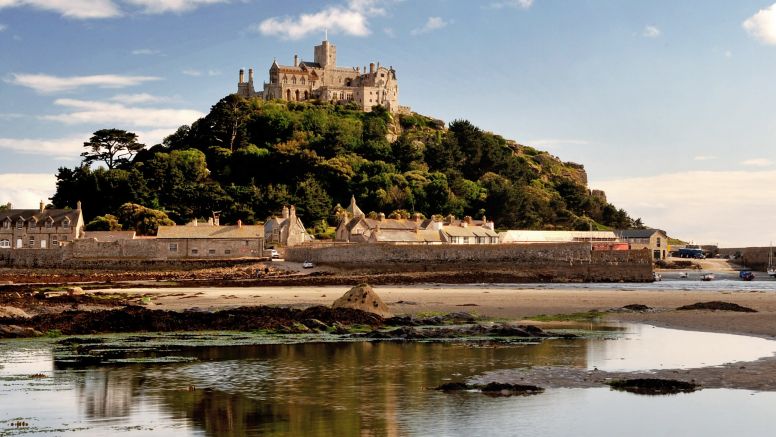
607,378 -> 699,395
621,304 -> 652,312
676,301 -> 757,313
0,324 -> 42,338
435,382 -> 470,392
480,382 -> 544,396
301,318 -> 329,331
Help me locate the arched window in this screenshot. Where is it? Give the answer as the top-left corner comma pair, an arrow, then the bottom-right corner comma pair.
304,91 -> 309,100
0,240 -> 10,248
62,218 -> 70,229
295,90 -> 300,101
286,89 -> 291,100
16,219 -> 23,229
282,75 -> 288,84
340,92 -> 344,100
301,77 -> 305,85
28,220 -> 36,229
292,76 -> 296,85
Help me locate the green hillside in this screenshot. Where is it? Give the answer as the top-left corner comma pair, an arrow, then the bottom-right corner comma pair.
52,95 -> 642,234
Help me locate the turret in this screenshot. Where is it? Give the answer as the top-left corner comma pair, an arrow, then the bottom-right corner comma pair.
248,68 -> 254,83
239,68 -> 245,83
314,39 -> 336,68
294,54 -> 299,67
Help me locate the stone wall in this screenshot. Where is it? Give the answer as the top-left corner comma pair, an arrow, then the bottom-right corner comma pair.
718,247 -> 772,270
286,243 -> 652,282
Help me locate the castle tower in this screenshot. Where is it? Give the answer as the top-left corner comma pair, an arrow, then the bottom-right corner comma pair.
314,39 -> 336,68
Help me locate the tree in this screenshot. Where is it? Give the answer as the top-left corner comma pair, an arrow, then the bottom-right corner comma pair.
81,129 -> 145,169
117,203 -> 174,236
85,214 -> 122,231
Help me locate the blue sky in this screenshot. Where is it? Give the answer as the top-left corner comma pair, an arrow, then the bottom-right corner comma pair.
1,0 -> 776,246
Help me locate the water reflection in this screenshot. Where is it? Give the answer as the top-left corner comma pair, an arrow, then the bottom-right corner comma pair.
2,326 -> 776,436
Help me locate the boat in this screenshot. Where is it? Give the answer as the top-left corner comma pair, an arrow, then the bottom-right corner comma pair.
678,272 -> 689,279
740,271 -> 755,281
701,273 -> 715,281
768,243 -> 776,277
652,272 -> 662,282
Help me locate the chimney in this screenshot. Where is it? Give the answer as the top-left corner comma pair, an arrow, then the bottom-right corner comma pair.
378,212 -> 385,221
248,68 -> 254,83
413,213 -> 421,223
290,205 -> 296,219
465,216 -> 473,224
369,63 -> 375,74
282,206 -> 289,219
237,219 -> 242,229
356,66 -> 360,73
76,201 -> 82,211
207,217 -> 214,226
239,68 -> 245,83
213,212 -> 220,227
377,62 -> 380,70
294,54 -> 299,67
39,200 -> 45,212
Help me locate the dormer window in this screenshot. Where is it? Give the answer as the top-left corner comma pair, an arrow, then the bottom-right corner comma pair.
45,218 -> 53,229
2,219 -> 9,229
62,218 -> 70,229
29,219 -> 36,229
16,219 -> 23,229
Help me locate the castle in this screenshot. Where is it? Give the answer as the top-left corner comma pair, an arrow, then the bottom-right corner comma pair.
237,38 -> 399,112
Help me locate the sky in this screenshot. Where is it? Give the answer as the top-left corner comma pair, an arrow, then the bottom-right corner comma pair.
1,0 -> 775,246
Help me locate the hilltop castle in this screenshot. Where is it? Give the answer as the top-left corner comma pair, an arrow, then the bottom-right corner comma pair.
237,38 -> 400,112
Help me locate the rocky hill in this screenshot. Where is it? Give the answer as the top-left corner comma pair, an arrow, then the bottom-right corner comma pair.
52,95 -> 640,234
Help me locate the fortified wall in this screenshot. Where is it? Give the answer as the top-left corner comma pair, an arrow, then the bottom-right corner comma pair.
286,243 -> 653,282
718,247 -> 770,270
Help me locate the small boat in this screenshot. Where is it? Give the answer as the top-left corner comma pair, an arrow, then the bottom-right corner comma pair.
768,243 -> 776,278
701,273 -> 715,281
678,272 -> 689,279
740,271 -> 755,281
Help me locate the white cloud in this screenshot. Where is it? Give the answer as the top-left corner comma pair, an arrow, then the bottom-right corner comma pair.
182,69 -> 202,77
693,155 -> 717,161
0,24 -> 6,31
642,25 -> 661,38
0,0 -> 121,19
131,48 -> 160,55
0,173 -> 57,209
594,170 -> 776,246
41,98 -> 204,128
743,2 -> 776,45
109,93 -> 170,104
741,158 -> 773,167
254,0 -> 388,40
123,0 -> 227,14
0,135 -> 86,160
6,73 -> 160,93
488,0 -> 533,9
411,16 -> 449,36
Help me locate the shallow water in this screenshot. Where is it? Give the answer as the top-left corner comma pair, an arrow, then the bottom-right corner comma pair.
1,324 -> 776,436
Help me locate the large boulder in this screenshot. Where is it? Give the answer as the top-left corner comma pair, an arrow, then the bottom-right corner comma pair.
332,284 -> 393,318
0,325 -> 42,338
0,306 -> 30,319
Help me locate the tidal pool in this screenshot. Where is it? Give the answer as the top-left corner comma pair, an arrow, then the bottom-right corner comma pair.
1,324 -> 776,436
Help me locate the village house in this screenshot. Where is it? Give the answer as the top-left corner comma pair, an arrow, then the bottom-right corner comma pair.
335,196 -> 498,244
156,219 -> 264,259
238,37 -> 401,113
264,205 -> 314,247
0,201 -> 84,250
614,229 -> 669,260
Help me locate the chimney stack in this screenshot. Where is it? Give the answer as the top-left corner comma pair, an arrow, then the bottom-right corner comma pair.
413,213 -> 421,223
378,212 -> 385,221
237,219 -> 242,229
213,212 -> 220,227
76,201 -> 82,211
290,205 -> 296,218
239,68 -> 245,83
39,200 -> 44,212
248,68 -> 254,83
369,63 -> 375,74
294,54 -> 299,67
282,206 -> 289,219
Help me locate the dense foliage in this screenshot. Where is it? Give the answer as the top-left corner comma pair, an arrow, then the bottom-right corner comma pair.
52,95 -> 641,233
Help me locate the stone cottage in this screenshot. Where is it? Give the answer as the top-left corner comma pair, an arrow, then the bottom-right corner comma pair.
264,205 -> 314,247
0,201 -> 84,250
156,220 -> 264,259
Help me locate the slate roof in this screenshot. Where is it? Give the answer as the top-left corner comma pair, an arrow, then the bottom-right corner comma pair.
614,229 -> 665,239
299,61 -> 322,68
156,225 -> 263,239
441,226 -> 499,238
0,209 -> 80,227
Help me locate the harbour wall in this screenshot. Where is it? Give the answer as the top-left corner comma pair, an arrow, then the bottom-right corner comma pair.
286,243 -> 653,282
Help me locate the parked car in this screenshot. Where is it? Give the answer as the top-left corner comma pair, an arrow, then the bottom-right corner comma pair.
302,260 -> 314,269
270,249 -> 280,259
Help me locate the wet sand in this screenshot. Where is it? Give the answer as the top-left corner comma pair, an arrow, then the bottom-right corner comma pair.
107,284 -> 776,339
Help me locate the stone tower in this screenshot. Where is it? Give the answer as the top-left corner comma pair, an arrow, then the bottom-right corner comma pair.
314,39 -> 336,68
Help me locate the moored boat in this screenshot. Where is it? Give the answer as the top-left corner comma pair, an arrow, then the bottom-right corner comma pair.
701,273 -> 715,281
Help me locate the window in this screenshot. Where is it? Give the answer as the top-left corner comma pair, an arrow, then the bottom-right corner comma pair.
656,237 -> 661,247
0,240 -> 9,248
169,243 -> 178,253
208,249 -> 216,255
60,235 -> 68,242
41,240 -> 47,249
2,220 -> 9,229
52,237 -> 58,246
45,220 -> 52,229
191,249 -> 199,255
62,219 -> 70,229
28,220 -> 36,229
224,249 -> 231,255
16,220 -> 23,229
28,237 -> 34,248
292,76 -> 296,84
301,77 -> 305,85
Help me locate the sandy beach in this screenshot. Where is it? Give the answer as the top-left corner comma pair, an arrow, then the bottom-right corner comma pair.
101,284 -> 776,339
